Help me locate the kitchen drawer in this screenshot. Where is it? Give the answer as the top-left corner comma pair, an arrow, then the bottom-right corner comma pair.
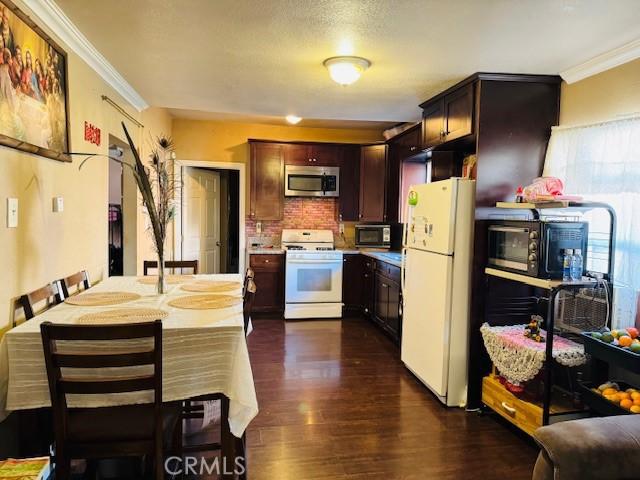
482,375 -> 542,436
250,254 -> 284,272
376,261 -> 401,284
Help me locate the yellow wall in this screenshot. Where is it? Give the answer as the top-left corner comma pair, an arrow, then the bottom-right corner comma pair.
173,119 -> 383,163
0,43 -> 170,328
560,58 -> 640,125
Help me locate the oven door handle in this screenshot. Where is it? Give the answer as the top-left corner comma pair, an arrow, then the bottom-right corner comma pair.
287,259 -> 343,265
488,226 -> 529,233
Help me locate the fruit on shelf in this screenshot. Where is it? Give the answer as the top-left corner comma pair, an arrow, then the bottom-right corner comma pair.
595,383 -> 640,413
588,328 -> 640,354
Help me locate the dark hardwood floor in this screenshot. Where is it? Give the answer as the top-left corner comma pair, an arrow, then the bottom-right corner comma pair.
194,317 -> 539,479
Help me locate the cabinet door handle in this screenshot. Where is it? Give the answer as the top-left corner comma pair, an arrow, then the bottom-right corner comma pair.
410,146 -> 417,152
265,259 -> 270,263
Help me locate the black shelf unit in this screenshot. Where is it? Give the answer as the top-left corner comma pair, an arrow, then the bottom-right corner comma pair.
482,201 -> 616,429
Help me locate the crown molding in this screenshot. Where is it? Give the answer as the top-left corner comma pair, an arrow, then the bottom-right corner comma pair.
20,0 -> 148,111
561,38 -> 640,84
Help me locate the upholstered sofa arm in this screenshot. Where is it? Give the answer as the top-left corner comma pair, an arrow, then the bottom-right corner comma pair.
532,416 -> 640,480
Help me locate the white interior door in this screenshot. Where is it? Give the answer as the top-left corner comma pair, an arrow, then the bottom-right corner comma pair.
183,167 -> 220,273
401,248 -> 453,397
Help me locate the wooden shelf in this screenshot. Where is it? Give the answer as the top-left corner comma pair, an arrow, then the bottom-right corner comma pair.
496,201 -> 571,209
482,375 -> 583,436
485,267 -> 598,290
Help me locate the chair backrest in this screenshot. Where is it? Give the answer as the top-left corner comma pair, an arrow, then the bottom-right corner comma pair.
143,260 -> 198,276
243,278 -> 256,334
19,282 -> 64,322
59,270 -> 91,298
40,320 -> 163,445
243,268 -> 255,296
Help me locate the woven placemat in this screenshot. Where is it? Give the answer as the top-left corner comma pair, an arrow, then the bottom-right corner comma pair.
181,281 -> 241,293
74,308 -> 169,325
65,292 -> 141,306
168,294 -> 242,310
138,275 -> 195,285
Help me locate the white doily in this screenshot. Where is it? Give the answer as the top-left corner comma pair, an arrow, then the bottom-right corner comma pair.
480,323 -> 587,385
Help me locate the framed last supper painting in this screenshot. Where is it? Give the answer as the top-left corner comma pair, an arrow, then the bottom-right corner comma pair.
0,0 -> 70,162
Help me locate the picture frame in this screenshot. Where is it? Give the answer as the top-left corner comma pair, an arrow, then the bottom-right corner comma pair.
0,0 -> 70,162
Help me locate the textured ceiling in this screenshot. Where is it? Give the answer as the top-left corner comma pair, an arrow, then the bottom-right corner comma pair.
56,0 -> 640,124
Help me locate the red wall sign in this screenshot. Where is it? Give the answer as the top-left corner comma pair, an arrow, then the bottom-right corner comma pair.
84,121 -> 101,146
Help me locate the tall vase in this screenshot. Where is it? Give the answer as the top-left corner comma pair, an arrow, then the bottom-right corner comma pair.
156,254 -> 166,295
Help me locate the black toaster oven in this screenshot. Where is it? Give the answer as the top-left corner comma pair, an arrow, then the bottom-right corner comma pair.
488,220 -> 588,279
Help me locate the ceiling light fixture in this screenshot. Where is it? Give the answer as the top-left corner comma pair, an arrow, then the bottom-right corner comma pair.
285,115 -> 302,125
323,56 -> 371,86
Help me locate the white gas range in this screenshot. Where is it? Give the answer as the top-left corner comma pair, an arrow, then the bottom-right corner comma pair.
281,229 -> 343,320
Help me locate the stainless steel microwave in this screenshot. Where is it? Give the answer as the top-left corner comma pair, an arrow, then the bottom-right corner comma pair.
488,220 -> 588,279
355,224 -> 391,248
284,165 -> 340,197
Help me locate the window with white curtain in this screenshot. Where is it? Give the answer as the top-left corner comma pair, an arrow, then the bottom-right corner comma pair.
543,116 -> 640,328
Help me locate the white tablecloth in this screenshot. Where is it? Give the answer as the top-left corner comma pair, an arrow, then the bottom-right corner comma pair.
0,275 -> 258,437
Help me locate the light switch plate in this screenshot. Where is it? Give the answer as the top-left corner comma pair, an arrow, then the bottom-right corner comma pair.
52,196 -> 64,212
256,221 -> 262,234
7,198 -> 18,228
339,223 -> 345,234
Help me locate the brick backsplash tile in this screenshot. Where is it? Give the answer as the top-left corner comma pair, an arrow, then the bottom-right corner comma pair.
246,197 -> 339,236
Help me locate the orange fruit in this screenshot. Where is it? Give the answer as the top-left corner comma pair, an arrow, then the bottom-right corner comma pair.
632,392 -> 640,400
627,327 -> 639,339
619,336 -> 633,347
603,387 -> 618,396
631,405 -> 640,414
633,397 -> 640,406
617,392 -> 631,401
621,399 -> 633,410
605,394 -> 620,404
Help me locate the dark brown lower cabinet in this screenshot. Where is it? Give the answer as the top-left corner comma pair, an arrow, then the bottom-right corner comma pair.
250,254 -> 284,313
373,270 -> 402,343
342,254 -> 365,312
362,257 -> 375,316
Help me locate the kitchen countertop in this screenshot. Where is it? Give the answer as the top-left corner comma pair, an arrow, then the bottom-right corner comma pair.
247,247 -> 285,254
247,247 -> 404,267
360,250 -> 404,268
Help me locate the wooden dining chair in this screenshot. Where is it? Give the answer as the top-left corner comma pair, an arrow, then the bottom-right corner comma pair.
178,277 -> 256,479
40,320 -> 180,480
143,260 -> 198,276
58,270 -> 91,298
243,268 -> 255,296
18,282 -> 64,323
243,278 -> 257,335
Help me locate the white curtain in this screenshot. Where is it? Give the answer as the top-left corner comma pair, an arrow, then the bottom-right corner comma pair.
543,117 -> 640,328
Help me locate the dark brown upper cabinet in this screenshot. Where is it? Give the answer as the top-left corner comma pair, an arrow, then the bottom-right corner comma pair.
443,83 -> 474,142
249,141 -> 284,220
358,144 -> 388,222
421,99 -> 445,150
338,144 -> 360,222
284,143 -> 340,166
283,144 -> 312,165
420,82 -> 475,150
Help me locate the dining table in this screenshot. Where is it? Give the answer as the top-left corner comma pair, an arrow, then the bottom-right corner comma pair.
0,274 -> 258,443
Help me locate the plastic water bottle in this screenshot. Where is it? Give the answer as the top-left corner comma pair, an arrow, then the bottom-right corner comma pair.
563,249 -> 573,282
571,249 -> 583,281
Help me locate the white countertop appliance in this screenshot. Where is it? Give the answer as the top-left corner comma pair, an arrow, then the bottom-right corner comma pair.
282,229 -> 343,319
400,178 -> 475,407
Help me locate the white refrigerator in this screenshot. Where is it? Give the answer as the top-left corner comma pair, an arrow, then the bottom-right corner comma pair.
401,178 -> 475,407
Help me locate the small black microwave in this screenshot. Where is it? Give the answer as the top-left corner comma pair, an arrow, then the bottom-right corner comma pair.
355,224 -> 391,248
487,220 -> 588,279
